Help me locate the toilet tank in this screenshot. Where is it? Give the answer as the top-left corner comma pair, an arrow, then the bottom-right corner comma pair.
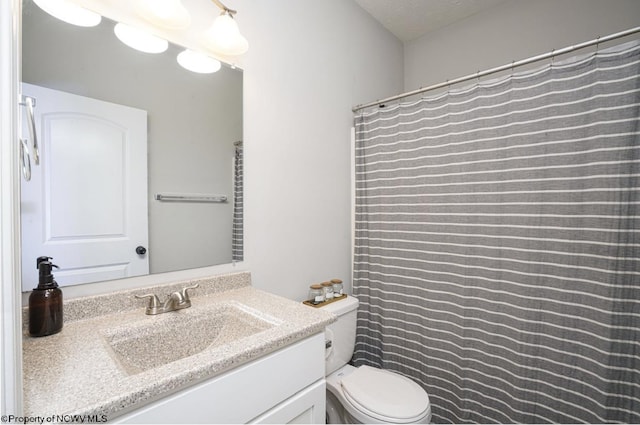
319,296 -> 359,375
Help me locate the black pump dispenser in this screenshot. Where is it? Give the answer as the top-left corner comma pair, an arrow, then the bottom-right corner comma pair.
36,256 -> 58,289
29,256 -> 63,337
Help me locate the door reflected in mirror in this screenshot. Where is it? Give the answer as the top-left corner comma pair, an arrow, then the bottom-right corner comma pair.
20,0 -> 243,291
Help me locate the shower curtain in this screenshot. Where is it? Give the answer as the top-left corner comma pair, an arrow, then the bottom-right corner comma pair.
353,40 -> 639,423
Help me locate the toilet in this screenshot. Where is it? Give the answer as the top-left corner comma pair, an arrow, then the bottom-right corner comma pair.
318,295 -> 432,424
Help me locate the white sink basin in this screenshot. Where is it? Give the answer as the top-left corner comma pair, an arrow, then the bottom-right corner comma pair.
103,302 -> 278,374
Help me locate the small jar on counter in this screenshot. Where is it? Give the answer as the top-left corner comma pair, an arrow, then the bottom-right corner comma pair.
331,279 -> 344,296
309,284 -> 325,305
321,281 -> 335,300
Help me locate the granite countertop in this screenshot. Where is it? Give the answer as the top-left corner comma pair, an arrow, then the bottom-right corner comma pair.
22,272 -> 335,419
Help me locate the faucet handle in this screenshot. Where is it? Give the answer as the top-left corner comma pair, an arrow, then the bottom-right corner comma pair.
179,284 -> 199,302
135,293 -> 161,315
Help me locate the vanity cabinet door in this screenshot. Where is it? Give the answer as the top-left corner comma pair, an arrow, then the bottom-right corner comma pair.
251,379 -> 325,424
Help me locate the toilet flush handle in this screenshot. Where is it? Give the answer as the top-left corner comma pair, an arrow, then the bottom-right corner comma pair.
325,328 -> 334,359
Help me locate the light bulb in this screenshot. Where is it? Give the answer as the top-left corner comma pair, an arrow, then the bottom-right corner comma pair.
134,0 -> 191,30
114,23 -> 168,54
177,50 -> 222,74
202,11 -> 249,56
33,0 -> 101,27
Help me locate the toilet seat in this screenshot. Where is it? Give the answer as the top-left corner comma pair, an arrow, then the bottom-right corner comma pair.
340,365 -> 430,423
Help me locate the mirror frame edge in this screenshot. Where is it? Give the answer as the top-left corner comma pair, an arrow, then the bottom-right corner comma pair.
1,0 -> 24,416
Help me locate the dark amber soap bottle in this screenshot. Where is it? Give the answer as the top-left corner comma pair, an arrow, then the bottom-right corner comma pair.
28,256 -> 63,337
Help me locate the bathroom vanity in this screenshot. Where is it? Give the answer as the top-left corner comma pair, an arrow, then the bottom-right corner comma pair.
21,272 -> 334,423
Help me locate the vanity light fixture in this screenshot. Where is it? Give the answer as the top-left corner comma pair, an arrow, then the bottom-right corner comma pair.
177,49 -> 222,74
33,0 -> 101,27
202,0 -> 249,56
114,23 -> 169,54
134,0 -> 191,30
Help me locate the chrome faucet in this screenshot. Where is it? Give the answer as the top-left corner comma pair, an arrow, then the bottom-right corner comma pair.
135,284 -> 199,315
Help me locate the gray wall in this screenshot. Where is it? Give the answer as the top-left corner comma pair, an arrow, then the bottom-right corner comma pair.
240,0 -> 404,300
22,3 -> 242,274
404,0 -> 640,91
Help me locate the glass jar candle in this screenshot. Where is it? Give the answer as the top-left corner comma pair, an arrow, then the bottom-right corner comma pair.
321,281 -> 334,300
331,278 -> 344,296
309,284 -> 325,305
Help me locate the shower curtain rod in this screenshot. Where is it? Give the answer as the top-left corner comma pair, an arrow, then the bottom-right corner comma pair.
352,26 -> 640,112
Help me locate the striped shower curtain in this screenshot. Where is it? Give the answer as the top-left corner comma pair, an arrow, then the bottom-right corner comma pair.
353,40 -> 639,423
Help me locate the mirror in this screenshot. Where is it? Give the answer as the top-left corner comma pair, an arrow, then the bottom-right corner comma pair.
20,0 -> 243,291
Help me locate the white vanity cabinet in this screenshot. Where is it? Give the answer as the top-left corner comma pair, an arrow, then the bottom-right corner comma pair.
113,333 -> 326,424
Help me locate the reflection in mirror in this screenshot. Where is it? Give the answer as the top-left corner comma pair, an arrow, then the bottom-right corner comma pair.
20,0 -> 243,291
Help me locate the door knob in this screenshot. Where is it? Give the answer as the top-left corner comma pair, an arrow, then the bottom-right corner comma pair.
136,246 -> 147,255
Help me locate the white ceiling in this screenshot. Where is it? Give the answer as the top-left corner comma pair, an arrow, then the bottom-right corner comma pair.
353,0 -> 508,42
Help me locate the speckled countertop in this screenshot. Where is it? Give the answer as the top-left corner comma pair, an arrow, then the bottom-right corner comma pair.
22,272 -> 335,419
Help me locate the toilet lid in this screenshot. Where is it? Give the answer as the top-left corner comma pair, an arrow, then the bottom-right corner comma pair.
341,365 -> 430,422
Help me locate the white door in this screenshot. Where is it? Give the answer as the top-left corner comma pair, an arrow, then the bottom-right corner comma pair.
20,83 -> 149,290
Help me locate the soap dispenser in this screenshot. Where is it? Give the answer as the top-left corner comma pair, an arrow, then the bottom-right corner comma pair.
29,256 -> 63,337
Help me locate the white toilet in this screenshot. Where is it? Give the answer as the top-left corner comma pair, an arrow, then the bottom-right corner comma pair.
318,295 -> 432,424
